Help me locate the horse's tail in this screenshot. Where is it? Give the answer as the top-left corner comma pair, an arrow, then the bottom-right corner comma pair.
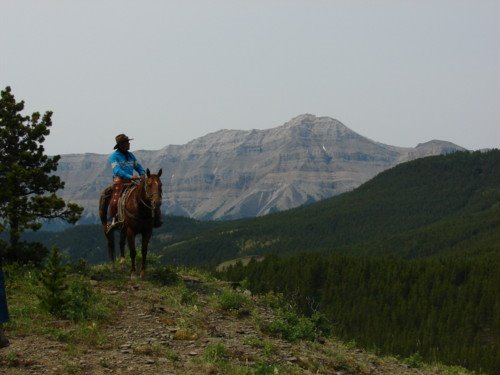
99,186 -> 113,225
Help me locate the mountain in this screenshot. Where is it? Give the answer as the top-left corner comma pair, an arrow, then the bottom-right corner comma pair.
55,114 -> 465,221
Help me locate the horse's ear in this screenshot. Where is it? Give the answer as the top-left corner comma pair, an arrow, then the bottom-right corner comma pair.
146,168 -> 151,177
158,169 -> 162,177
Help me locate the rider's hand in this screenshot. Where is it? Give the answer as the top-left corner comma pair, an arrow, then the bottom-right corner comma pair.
131,175 -> 140,181
140,174 -> 146,181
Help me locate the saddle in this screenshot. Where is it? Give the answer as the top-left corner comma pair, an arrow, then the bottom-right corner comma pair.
117,184 -> 137,222
98,183 -> 136,225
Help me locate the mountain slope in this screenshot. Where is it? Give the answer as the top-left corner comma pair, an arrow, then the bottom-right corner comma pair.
55,114 -> 465,221
156,149 -> 500,266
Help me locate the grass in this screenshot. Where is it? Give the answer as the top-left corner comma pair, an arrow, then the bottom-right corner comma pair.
4,264 -> 49,335
204,342 -> 227,364
0,260 -> 483,375
4,261 -> 118,348
4,349 -> 20,367
243,336 -> 276,357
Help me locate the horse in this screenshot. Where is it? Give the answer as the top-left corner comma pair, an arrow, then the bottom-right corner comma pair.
99,168 -> 163,278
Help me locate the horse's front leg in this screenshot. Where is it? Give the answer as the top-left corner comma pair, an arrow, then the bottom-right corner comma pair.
127,227 -> 137,278
140,230 -> 152,279
119,228 -> 127,266
104,226 -> 115,263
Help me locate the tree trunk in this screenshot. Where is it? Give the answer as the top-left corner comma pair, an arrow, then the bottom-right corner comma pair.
7,218 -> 19,262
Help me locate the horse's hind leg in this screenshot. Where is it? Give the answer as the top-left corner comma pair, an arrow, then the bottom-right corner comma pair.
127,228 -> 137,278
140,230 -> 152,279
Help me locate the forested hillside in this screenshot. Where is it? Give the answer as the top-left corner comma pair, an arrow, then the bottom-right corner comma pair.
209,150 -> 500,373
157,150 -> 500,266
218,252 -> 499,373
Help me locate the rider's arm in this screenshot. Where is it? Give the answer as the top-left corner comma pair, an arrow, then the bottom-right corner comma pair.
132,154 -> 146,176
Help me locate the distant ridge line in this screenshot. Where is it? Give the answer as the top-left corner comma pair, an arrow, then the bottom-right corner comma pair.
54,114 -> 466,223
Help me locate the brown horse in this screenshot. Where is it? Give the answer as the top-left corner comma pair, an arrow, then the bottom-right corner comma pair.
99,168 -> 163,278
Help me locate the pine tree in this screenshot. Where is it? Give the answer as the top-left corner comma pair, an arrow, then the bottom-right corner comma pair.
0,86 -> 83,262
37,247 -> 69,317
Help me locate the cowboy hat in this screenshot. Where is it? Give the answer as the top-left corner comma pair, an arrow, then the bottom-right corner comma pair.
114,134 -> 133,149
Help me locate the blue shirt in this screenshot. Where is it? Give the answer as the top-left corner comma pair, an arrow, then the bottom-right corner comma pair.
108,150 -> 145,180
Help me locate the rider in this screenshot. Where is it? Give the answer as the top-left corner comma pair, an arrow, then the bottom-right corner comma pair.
107,134 -> 163,232
106,134 -> 145,232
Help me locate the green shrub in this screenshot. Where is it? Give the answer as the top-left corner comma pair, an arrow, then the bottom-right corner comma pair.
63,276 -> 97,322
404,352 -> 424,368
37,247 -> 69,317
218,289 -> 250,312
37,247 -> 109,322
264,309 -> 318,342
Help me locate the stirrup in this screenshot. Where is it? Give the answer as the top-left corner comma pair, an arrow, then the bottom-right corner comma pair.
105,223 -> 114,234
105,218 -> 120,234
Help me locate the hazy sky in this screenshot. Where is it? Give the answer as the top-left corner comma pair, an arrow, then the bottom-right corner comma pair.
1,1 -> 499,155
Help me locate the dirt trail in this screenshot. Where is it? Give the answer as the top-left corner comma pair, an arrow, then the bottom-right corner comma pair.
0,277 -> 453,374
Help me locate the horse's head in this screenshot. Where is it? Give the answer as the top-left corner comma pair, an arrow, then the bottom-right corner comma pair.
143,168 -> 163,209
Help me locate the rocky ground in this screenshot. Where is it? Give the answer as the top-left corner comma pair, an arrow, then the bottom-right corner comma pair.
0,269 -> 473,375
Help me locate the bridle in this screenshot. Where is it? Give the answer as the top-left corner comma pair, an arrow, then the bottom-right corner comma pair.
131,175 -> 161,218
141,175 -> 161,218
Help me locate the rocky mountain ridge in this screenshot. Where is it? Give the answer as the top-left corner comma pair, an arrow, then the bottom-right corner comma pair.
56,114 -> 466,221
